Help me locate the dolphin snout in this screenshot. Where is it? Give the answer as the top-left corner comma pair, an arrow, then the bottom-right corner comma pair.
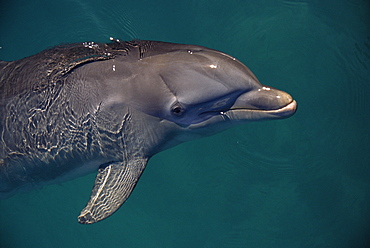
233,86 -> 294,111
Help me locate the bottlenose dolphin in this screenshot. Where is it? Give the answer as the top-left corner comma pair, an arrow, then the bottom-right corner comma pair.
0,40 -> 297,224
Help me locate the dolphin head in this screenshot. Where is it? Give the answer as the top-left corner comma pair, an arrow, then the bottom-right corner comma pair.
91,41 -> 297,152
123,43 -> 297,136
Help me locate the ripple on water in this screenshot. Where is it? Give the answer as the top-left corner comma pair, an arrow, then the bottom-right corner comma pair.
73,0 -> 140,41
99,3 -> 140,40
225,121 -> 309,179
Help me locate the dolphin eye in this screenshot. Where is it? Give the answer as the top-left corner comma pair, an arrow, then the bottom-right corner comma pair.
171,103 -> 185,116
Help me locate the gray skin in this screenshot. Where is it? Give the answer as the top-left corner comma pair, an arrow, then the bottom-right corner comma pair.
0,40 -> 297,224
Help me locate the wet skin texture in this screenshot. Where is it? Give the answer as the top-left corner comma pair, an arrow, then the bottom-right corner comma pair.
0,40 -> 297,224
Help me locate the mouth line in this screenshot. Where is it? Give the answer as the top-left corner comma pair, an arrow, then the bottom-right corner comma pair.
191,100 -> 297,129
227,100 -> 297,114
199,100 -> 297,118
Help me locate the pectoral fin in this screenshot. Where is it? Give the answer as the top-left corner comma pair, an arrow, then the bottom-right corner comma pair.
78,158 -> 148,224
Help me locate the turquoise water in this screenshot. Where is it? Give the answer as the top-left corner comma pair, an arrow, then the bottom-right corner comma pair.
0,0 -> 369,247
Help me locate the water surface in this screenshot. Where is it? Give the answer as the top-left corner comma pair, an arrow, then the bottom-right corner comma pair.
0,0 -> 369,247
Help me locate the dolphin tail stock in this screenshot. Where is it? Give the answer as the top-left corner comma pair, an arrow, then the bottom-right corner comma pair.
78,157 -> 148,224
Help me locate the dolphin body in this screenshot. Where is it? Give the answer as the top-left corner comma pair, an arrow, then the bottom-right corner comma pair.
0,40 -> 296,224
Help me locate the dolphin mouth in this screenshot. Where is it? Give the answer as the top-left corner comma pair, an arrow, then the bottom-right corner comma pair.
225,100 -> 297,120
221,86 -> 297,120
189,100 -> 297,130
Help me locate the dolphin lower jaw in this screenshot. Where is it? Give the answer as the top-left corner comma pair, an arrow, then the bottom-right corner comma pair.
188,100 -> 297,130
225,100 -> 297,121
220,86 -> 297,121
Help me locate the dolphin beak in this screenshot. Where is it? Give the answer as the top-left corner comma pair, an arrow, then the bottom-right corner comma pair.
226,86 -> 297,120
188,86 -> 297,130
